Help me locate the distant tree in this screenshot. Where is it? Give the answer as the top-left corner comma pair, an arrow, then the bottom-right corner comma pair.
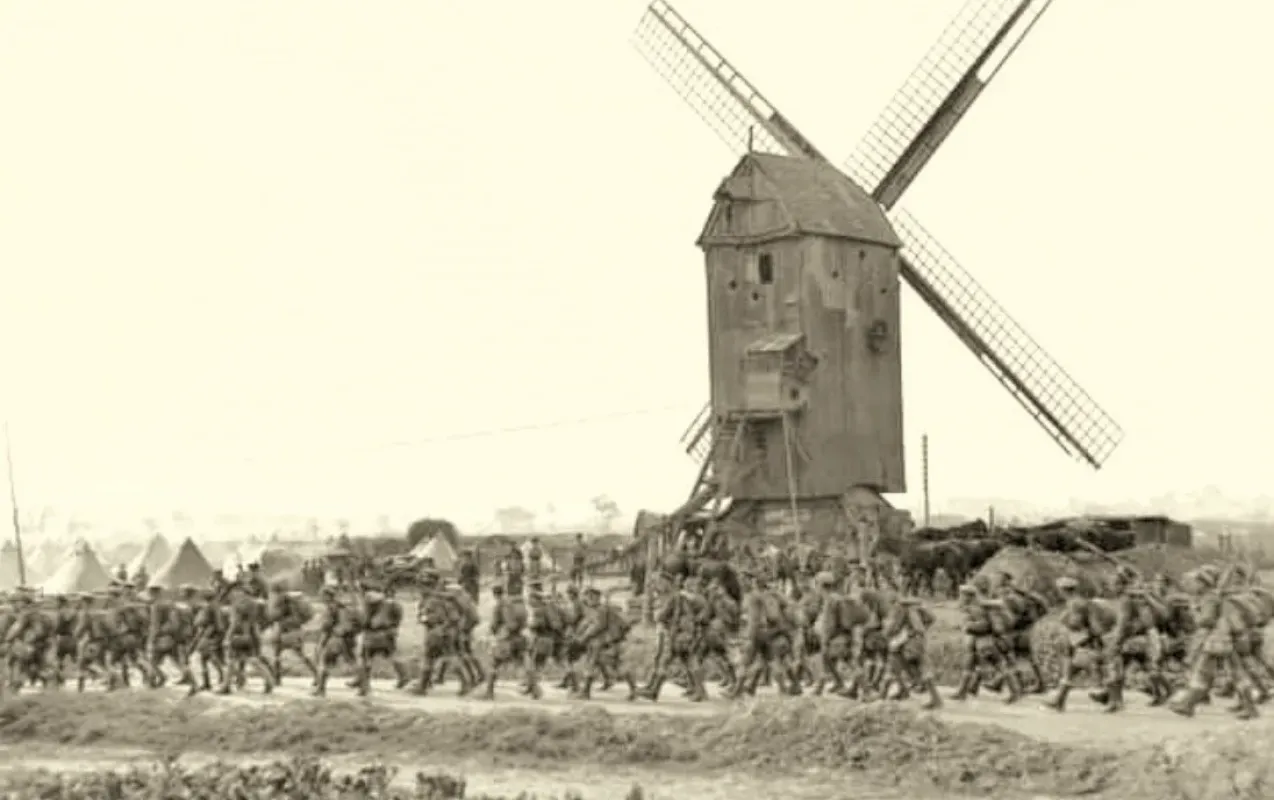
406,517 -> 461,551
495,506 -> 537,535
376,514 -> 392,533
591,494 -> 621,534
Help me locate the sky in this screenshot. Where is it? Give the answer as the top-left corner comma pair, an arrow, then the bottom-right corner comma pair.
0,0 -> 1271,530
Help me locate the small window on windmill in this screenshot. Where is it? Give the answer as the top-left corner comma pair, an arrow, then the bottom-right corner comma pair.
757,252 -> 774,284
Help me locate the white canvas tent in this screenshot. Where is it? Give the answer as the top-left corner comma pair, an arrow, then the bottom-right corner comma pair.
411,535 -> 457,570
41,540 -> 112,594
150,537 -> 216,589
0,541 -> 24,590
519,540 -> 557,571
127,533 -> 172,577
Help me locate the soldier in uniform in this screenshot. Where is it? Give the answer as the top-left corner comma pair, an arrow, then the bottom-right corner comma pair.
700,573 -> 740,692
881,594 -> 941,709
1094,569 -> 1171,711
47,593 -> 78,688
408,570 -> 458,696
188,586 -> 228,693
481,584 -> 527,699
1042,575 -> 1113,712
844,565 -> 889,699
521,581 -> 564,699
218,583 -> 274,694
504,546 -> 525,597
639,572 -> 707,701
1170,565 -> 1259,719
352,584 -> 405,696
952,583 -> 1022,703
569,534 -> 588,589
457,549 -> 480,603
72,592 -> 111,692
992,572 -> 1049,693
5,589 -> 52,690
312,585 -> 358,696
728,573 -> 796,698
143,585 -> 194,689
262,581 -> 316,686
571,586 -> 637,700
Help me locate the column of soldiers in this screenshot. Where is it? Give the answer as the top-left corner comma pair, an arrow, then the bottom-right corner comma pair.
2,552 -> 1273,722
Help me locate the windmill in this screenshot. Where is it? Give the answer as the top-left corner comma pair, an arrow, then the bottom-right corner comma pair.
631,0 -> 1123,555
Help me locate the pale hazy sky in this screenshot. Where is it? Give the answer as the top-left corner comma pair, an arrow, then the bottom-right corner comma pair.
1,1 -> 1271,526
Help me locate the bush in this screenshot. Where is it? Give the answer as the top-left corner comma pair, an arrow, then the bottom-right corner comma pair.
0,758 -> 597,799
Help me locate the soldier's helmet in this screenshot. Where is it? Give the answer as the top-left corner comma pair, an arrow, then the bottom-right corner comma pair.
146,585 -> 162,595
528,581 -> 544,593
565,585 -> 579,596
815,571 -> 836,588
320,585 -> 337,598
179,584 -> 197,596
364,590 -> 384,602
583,586 -> 601,600
1055,575 -> 1079,593
491,584 -> 505,596
957,583 -> 978,597
77,592 -> 94,603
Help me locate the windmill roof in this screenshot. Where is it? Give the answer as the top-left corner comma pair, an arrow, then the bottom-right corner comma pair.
699,153 -> 900,248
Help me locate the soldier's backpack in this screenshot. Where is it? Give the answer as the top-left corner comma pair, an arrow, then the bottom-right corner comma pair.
447,590 -> 480,629
906,603 -> 935,632
1085,599 -> 1118,636
1241,587 -> 1274,625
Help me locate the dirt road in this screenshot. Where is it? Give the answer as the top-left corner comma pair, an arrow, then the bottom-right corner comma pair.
186,676 -> 1266,747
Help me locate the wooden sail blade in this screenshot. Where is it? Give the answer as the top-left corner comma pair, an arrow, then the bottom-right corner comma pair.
845,0 -> 1055,209
631,0 -> 824,160
889,208 -> 1123,469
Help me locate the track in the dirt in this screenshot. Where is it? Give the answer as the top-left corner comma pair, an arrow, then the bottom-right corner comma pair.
143,678 -> 1271,746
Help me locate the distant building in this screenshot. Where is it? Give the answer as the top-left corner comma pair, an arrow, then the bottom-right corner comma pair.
1088,515 -> 1192,547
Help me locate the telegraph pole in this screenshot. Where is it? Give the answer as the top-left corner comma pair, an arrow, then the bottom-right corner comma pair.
4,423 -> 27,586
921,433 -> 930,527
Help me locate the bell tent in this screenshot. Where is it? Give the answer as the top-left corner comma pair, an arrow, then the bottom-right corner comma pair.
127,533 -> 172,577
149,537 -> 216,589
0,541 -> 24,590
41,540 -> 112,594
411,535 -> 457,570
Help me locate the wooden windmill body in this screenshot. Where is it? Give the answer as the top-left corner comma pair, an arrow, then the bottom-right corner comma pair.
632,0 -> 1126,558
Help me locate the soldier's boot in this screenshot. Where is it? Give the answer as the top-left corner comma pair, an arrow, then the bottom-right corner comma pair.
576,675 -> 594,701
1169,687 -> 1204,717
1002,670 -> 1023,704
1230,686 -> 1259,720
479,670 -> 498,701
556,672 -> 575,690
1147,675 -> 1172,707
1088,688 -> 1110,705
919,678 -> 942,711
623,671 -> 639,702
391,660 -> 409,690
638,673 -> 666,701
949,673 -> 974,701
409,669 -> 432,697
1042,684 -> 1070,712
1216,680 -> 1236,698
270,658 -> 284,686
354,664 -> 371,697
1025,661 -> 1046,694
1102,682 -> 1124,713
785,664 -> 804,697
525,669 -> 543,700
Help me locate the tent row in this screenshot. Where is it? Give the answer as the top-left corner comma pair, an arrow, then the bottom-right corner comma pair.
1,536 -> 218,594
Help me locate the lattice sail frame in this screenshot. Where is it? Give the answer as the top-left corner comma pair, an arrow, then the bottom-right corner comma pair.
634,0 -> 1124,470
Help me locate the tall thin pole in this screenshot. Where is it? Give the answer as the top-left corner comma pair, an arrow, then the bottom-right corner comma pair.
921,433 -> 930,527
4,422 -> 28,586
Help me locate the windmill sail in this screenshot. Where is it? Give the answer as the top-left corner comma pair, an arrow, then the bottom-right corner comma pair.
889,210 -> 1121,468
634,0 -> 1122,469
844,0 -> 1055,209
633,0 -> 823,160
